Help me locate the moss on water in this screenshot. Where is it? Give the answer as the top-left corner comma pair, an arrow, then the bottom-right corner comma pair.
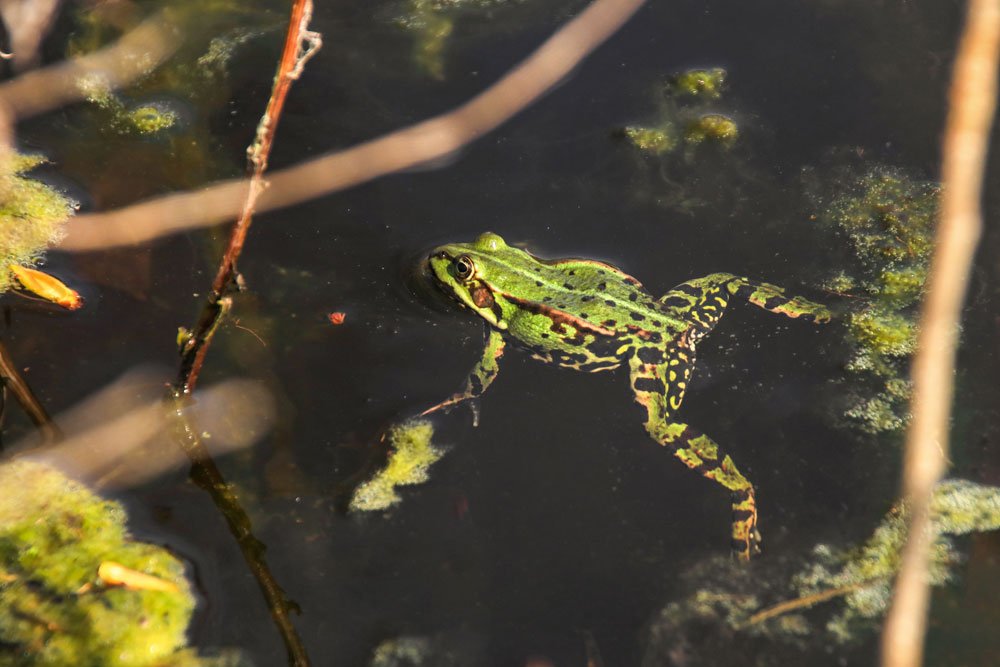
811,165 -> 937,434
643,479 -> 1000,661
0,460 -> 230,666
351,420 -> 444,512
0,154 -> 75,293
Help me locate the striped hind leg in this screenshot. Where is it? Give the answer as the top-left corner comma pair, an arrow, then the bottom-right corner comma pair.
661,273 -> 831,334
628,348 -> 761,560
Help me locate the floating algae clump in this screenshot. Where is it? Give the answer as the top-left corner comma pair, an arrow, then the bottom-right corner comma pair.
814,165 -> 937,433
0,154 -> 74,293
0,460 -> 201,666
668,67 -> 727,100
684,113 -> 739,147
642,479 -> 1000,662
621,127 -> 676,155
351,420 -> 444,512
788,478 -> 1000,642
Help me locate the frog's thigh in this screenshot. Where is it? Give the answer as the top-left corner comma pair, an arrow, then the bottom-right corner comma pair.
422,328 -> 505,418
628,352 -> 760,560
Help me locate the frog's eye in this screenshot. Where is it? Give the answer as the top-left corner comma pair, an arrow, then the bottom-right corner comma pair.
453,255 -> 476,282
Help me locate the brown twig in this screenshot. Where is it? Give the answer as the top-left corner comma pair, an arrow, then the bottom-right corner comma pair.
0,338 -> 60,442
59,0 -> 649,252
744,582 -> 866,627
168,398 -> 309,666
177,0 -> 320,394
170,1 -> 319,665
880,1 -> 1000,666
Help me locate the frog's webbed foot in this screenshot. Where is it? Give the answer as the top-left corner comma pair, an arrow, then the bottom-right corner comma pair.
420,395 -> 481,426
420,328 -> 503,427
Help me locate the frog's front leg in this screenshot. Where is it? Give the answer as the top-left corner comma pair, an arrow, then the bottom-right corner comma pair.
628,348 -> 761,560
421,326 -> 505,426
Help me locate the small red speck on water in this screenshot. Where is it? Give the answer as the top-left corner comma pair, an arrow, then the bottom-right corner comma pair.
328,312 -> 346,325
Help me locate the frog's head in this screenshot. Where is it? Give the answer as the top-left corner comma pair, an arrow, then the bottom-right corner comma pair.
426,231 -> 514,329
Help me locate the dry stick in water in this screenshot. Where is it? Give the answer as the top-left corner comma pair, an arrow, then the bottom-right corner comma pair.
0,338 -> 60,442
59,0 -> 649,252
171,2 -> 319,666
880,1 -> 1000,666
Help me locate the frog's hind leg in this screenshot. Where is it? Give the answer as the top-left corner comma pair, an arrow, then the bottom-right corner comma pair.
628,348 -> 761,560
660,273 -> 830,339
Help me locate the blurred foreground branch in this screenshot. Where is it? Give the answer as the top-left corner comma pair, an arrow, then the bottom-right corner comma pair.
60,0 -> 648,251
880,1 -> 999,666
0,9 -> 179,121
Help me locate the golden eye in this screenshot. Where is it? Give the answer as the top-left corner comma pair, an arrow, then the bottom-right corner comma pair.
453,255 -> 475,282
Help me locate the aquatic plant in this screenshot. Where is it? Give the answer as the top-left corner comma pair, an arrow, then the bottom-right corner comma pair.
351,419 -> 445,511
0,460 -> 219,666
0,154 -> 75,293
813,165 -> 937,433
641,478 -> 1000,664
621,68 -> 739,158
394,0 -> 525,79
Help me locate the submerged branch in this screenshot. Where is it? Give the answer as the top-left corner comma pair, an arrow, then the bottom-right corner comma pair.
0,338 -> 59,442
59,0 -> 649,251
744,582 -> 866,627
880,1 -> 1000,666
171,1 -> 318,664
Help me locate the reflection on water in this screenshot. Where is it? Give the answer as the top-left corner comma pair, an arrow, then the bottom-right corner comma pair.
4,0 -> 1000,664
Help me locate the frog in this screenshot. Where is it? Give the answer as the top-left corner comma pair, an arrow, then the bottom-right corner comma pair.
421,232 -> 830,560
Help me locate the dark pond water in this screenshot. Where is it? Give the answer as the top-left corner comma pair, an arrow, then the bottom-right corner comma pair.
7,0 -> 1000,664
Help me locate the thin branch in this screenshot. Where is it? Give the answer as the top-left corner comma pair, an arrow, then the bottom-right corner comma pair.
171,1 -> 319,664
880,1 -> 1000,666
176,0 -> 320,394
0,10 -> 179,120
59,0 -> 649,251
0,338 -> 60,442
744,582 -> 866,627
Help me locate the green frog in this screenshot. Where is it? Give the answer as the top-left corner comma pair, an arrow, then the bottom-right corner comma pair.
422,232 -> 830,560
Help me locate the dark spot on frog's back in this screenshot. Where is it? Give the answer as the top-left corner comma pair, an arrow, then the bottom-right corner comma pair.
581,295 -> 594,302
604,299 -> 615,307
563,283 -> 575,290
597,282 -> 607,291
629,292 -> 638,302
633,376 -> 666,393
660,296 -> 689,309
637,346 -> 665,364
630,311 -> 645,321
763,295 -> 789,309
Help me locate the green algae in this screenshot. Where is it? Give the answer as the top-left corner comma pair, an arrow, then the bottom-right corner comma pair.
668,68 -> 727,99
812,165 -> 937,433
621,126 -> 676,155
0,154 -> 75,293
393,0 -> 530,79
0,460 -> 203,666
620,69 -> 739,158
642,478 -> 1000,663
350,420 -> 444,512
684,114 -> 739,146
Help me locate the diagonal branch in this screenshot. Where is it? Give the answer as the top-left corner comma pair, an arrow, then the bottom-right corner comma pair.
59,0 -> 649,251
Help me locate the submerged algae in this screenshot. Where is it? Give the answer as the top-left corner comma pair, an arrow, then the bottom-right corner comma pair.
0,154 -> 75,293
813,165 -> 937,433
642,479 -> 1000,663
351,420 -> 444,512
0,460 -> 224,666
